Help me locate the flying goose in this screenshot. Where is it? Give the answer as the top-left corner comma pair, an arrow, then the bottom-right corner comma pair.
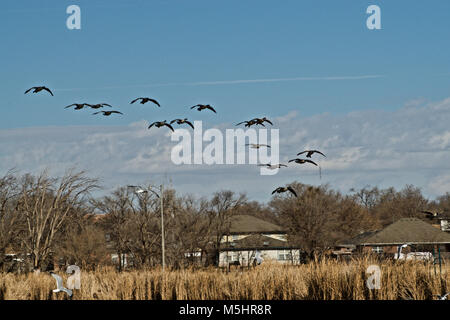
297,150 -> 326,158
93,110 -> 123,116
258,163 -> 288,169
65,103 -> 89,110
24,86 -> 54,96
251,117 -> 273,126
148,120 -> 175,132
288,158 -> 318,166
130,97 -> 160,107
190,104 -> 216,113
170,118 -> 194,129
86,103 -> 113,109
236,119 -> 265,128
246,144 -> 270,149
272,186 -> 298,197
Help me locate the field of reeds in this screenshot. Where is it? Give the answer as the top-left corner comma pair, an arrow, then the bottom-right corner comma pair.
0,257 -> 448,300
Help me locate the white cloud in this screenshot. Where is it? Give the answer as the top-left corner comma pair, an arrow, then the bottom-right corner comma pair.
1,97 -> 450,201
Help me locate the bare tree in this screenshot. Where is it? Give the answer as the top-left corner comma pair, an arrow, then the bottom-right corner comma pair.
16,169 -> 98,271
0,170 -> 23,269
270,183 -> 339,259
206,190 -> 247,266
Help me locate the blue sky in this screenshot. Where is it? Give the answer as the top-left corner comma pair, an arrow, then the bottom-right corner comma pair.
1,1 -> 449,201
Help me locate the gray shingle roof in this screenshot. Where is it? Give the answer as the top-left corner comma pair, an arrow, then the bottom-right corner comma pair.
228,215 -> 285,234
360,218 -> 450,245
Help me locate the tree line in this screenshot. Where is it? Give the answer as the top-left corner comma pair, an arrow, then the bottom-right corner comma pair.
0,169 -> 448,272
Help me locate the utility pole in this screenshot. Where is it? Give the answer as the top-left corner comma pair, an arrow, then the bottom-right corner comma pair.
160,184 -> 165,272
128,183 -> 165,272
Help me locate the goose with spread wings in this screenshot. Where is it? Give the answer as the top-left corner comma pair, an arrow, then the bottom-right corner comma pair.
130,97 -> 160,107
148,120 -> 174,132
24,86 -> 54,96
65,103 -> 90,110
258,163 -> 288,169
236,119 -> 264,127
87,103 -> 113,109
251,117 -> 273,126
191,104 -> 216,113
297,150 -> 326,158
93,110 -> 123,116
236,119 -> 265,128
246,144 -> 270,149
170,118 -> 194,129
272,186 -> 297,197
288,158 -> 318,166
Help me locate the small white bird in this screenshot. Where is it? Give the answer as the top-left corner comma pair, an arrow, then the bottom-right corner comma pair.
395,243 -> 412,260
434,292 -> 450,300
51,273 -> 73,297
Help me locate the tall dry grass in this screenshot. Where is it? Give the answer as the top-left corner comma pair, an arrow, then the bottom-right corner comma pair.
0,257 -> 448,300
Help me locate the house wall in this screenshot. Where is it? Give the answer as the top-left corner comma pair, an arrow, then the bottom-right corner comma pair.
221,233 -> 287,243
218,249 -> 302,267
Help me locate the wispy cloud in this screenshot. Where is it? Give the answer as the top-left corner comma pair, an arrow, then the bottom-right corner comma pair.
2,96 -> 449,201
55,75 -> 384,92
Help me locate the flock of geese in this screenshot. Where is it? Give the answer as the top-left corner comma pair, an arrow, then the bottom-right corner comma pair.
24,85 -> 326,197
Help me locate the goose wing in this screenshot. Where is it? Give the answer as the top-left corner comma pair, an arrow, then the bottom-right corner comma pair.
130,98 -> 141,104
164,123 -> 175,132
24,87 -> 35,94
148,98 -> 160,107
287,187 -> 298,197
305,159 -> 318,166
148,122 -> 158,129
313,150 -> 326,157
206,105 -> 217,113
185,120 -> 195,129
43,87 -> 54,96
272,187 -> 281,194
111,111 -> 123,115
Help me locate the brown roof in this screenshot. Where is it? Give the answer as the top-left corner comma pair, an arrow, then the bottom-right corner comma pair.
228,215 -> 285,234
360,218 -> 450,245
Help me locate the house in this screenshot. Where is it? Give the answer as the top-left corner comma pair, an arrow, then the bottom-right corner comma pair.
218,215 -> 303,267
350,218 -> 450,260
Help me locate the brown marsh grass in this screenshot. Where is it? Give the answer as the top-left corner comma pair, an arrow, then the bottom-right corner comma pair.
0,257 -> 448,300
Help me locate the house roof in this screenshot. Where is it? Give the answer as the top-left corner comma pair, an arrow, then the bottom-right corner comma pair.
338,230 -> 379,247
359,218 -> 450,245
222,234 -> 297,251
228,215 -> 285,234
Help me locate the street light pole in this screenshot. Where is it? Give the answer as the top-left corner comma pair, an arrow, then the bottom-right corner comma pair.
127,183 -> 165,272
160,184 -> 165,272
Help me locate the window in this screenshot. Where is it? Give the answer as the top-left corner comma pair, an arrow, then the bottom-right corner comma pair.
372,246 -> 383,254
278,250 -> 292,261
